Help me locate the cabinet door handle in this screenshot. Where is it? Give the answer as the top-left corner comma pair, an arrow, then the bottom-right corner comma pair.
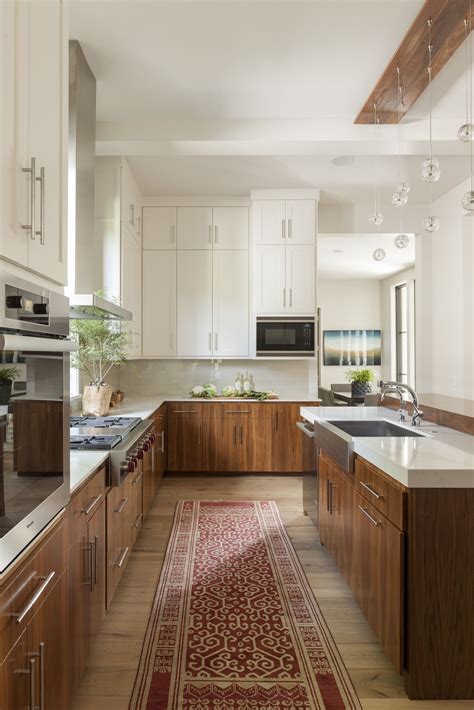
94,535 -> 99,586
209,332 -> 212,351
12,571 -> 56,624
226,410 -> 250,414
35,167 -> 45,244
115,547 -> 129,568
358,505 -> 382,527
22,157 -> 36,239
81,494 -> 102,516
129,203 -> 134,225
233,424 -> 237,445
275,410 -> 279,431
173,409 -> 198,414
281,218 -> 285,239
133,513 -> 143,529
240,425 -> 243,445
360,481 -> 383,500
289,288 -> 293,308
283,288 -> 286,307
208,225 -> 212,243
171,223 -> 175,244
214,224 -> 218,243
214,332 -> 218,351
29,657 -> 36,710
87,541 -> 94,591
326,479 -> 330,512
133,471 -> 144,484
288,218 -> 292,238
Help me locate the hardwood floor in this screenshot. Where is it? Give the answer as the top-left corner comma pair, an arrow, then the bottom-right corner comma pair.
72,474 -> 473,710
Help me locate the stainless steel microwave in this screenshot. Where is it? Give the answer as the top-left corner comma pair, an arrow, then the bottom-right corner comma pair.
256,317 -> 315,356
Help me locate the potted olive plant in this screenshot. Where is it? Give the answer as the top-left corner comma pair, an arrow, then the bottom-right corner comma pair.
70,307 -> 129,416
345,367 -> 375,398
0,366 -> 21,405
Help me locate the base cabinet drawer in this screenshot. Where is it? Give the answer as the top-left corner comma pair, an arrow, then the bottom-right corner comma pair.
106,522 -> 132,609
355,457 -> 406,530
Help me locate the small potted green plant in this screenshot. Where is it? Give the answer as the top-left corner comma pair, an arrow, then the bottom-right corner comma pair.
345,367 -> 375,398
0,365 -> 21,405
70,305 -> 130,416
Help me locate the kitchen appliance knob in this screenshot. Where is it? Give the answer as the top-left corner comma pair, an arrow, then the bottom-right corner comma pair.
143,441 -> 150,451
6,295 -> 24,309
149,434 -> 156,444
120,462 -> 129,474
33,302 -> 49,315
137,449 -> 144,459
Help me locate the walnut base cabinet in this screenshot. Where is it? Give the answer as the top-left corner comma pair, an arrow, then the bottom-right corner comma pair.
0,516 -> 68,710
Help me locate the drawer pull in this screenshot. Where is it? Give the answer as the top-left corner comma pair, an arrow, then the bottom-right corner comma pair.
133,513 -> 143,529
133,471 -> 144,484
173,409 -> 198,414
81,494 -> 102,516
358,505 -> 382,527
115,547 -> 129,568
360,481 -> 383,500
12,571 -> 56,624
115,497 -> 128,514
225,410 -> 250,414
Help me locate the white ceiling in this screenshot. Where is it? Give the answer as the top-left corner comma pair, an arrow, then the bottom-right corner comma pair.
69,0 -> 472,204
317,233 -> 415,279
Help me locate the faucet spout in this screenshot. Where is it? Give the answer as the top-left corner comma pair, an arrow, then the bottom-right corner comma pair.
380,381 -> 423,426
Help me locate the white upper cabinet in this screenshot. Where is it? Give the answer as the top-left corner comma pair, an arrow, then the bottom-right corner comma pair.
142,207 -> 176,249
255,245 -> 286,314
177,207 -> 213,249
142,250 -> 176,357
286,245 -> 315,313
177,251 -> 213,356
213,250 -> 249,356
0,0 -> 67,285
121,160 -> 142,247
212,207 -> 249,249
285,200 -> 316,244
253,200 -> 286,245
121,224 -> 142,357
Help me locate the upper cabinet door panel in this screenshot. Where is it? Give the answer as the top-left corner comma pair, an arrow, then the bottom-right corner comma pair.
177,207 -> 212,249
255,245 -> 286,314
213,250 -> 249,357
121,225 -> 142,357
142,207 -> 177,250
177,250 -> 213,356
213,207 -> 249,249
142,250 -> 177,357
27,0 -> 67,285
286,200 -> 316,244
286,244 -> 315,314
253,201 -> 286,245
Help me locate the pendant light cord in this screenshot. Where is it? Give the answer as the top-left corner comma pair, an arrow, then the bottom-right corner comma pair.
428,19 -> 433,162
398,68 -> 404,234
469,0 -> 473,192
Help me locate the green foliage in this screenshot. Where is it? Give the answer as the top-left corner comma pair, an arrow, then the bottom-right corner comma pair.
344,367 -> 375,384
0,365 -> 21,382
70,303 -> 130,385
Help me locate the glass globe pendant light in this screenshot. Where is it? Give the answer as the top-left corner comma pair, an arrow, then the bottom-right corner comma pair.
369,104 -> 384,228
422,19 -> 441,184
373,247 -> 386,261
458,17 -> 473,142
395,233 -> 410,249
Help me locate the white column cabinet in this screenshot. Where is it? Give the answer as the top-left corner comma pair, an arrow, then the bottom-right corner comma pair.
285,200 -> 316,244
255,244 -> 315,315
142,207 -> 176,249
177,251 -> 213,357
142,250 -> 177,357
213,207 -> 249,249
0,0 -> 67,285
177,207 -> 213,249
121,225 -> 142,357
176,206 -> 248,250
254,199 -> 315,246
255,245 -> 286,314
213,251 -> 249,356
286,245 -> 315,313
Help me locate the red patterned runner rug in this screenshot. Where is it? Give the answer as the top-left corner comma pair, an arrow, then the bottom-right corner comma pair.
130,501 -> 361,709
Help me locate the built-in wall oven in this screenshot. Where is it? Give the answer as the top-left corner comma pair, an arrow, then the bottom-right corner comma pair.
256,317 -> 315,356
0,270 -> 74,573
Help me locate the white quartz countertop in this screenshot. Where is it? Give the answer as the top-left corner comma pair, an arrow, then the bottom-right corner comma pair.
69,393 -> 320,493
300,406 -> 474,488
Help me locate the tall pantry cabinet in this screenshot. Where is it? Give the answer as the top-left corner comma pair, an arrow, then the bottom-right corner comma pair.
0,0 -> 68,285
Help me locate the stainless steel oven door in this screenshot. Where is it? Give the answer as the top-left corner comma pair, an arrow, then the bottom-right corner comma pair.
0,334 -> 75,573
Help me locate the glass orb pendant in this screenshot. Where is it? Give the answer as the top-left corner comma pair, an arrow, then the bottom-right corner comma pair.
397,181 -> 411,194
422,157 -> 441,183
392,191 -> 408,207
368,212 -> 384,226
394,233 -> 410,249
372,247 -> 386,262
424,215 -> 440,232
461,190 -> 474,211
458,123 -> 474,142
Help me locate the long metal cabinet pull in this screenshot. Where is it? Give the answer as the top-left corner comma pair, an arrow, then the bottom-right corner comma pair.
233,424 -> 237,445
283,288 -> 286,307
12,571 -> 56,624
214,333 -> 218,351
240,425 -> 243,445
36,167 -> 45,244
288,218 -> 292,238
115,497 -> 128,514
115,547 -> 129,568
22,157 -> 36,238
81,494 -> 102,516
326,479 -> 330,512
358,505 -> 382,527
209,332 -> 212,351
173,410 -> 197,414
289,288 -> 293,307
360,481 -> 383,500
133,471 -> 144,484
208,225 -> 212,243
214,225 -> 218,243
29,657 -> 36,710
87,542 -> 94,591
281,218 -> 285,239
161,431 -> 165,454
94,536 -> 99,586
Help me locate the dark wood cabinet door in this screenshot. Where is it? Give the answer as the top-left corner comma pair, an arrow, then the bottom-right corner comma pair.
203,419 -> 241,472
353,492 -> 404,673
271,404 -> 304,472
67,528 -> 90,694
318,454 -> 333,550
168,418 -> 202,472
246,419 -> 272,472
155,407 -> 167,486
331,467 -> 354,583
142,447 -> 154,518
88,501 -> 106,651
0,631 -> 29,710
28,572 -> 68,710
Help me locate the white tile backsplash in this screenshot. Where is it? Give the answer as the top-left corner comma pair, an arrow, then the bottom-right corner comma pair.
119,359 -> 317,398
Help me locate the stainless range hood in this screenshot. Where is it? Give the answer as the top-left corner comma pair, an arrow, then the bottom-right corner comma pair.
68,40 -> 131,321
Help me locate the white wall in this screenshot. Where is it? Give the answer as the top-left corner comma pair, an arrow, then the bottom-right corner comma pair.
317,279 -> 382,388
416,178 -> 474,399
380,267 -> 416,385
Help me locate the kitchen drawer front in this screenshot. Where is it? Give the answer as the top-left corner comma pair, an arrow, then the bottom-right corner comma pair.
128,466 -> 144,546
0,519 -> 66,663
168,402 -> 204,419
106,480 -> 132,549
68,466 -> 107,543
355,457 -> 406,531
206,403 -> 271,419
106,520 -> 132,609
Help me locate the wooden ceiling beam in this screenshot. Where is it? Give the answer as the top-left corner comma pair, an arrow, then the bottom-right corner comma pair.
355,0 -> 473,124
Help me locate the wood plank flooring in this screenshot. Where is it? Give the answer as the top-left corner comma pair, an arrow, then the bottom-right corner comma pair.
72,474 -> 473,710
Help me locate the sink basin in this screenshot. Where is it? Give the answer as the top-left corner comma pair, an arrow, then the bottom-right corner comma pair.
326,419 -> 424,438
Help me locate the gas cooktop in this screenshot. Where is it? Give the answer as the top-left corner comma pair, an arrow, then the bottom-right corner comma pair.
70,434 -> 122,450
70,416 -> 140,429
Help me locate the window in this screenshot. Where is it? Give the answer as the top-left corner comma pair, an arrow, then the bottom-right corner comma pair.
395,283 -> 408,384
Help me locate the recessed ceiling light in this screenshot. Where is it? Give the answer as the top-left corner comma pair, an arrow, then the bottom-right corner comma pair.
332,155 -> 357,167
